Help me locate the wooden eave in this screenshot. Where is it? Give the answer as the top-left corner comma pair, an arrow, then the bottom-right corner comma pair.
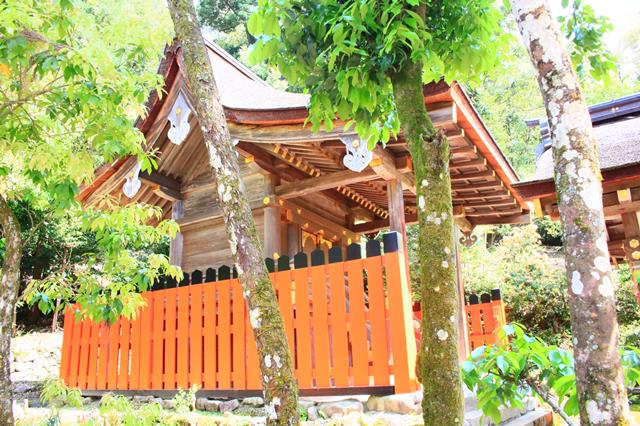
78,42 -> 530,231
513,164 -> 640,260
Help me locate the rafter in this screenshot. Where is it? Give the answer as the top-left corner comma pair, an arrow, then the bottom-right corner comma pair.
275,169 -> 378,199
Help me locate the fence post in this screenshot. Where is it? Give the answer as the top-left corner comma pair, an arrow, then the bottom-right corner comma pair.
490,289 -> 507,345
382,232 -> 418,393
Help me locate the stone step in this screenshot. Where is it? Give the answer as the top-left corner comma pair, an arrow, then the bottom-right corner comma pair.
463,397 -> 543,426
501,409 -> 553,426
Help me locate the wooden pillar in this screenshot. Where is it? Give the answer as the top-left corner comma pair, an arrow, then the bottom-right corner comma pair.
387,179 -> 407,245
618,190 -> 640,302
287,223 -> 301,257
169,200 -> 184,267
454,225 -> 470,360
264,174 -> 282,258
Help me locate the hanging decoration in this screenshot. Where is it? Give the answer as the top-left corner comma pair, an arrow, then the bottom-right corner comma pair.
167,92 -> 192,145
122,161 -> 142,198
340,134 -> 372,172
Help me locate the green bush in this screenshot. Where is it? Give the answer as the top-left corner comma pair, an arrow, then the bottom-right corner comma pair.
457,224 -> 638,345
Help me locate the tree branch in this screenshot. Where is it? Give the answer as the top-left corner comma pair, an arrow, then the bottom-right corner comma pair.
525,377 -> 576,426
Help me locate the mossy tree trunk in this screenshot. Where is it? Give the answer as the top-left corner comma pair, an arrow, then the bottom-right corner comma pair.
167,1 -> 299,424
511,1 -> 630,424
0,197 -> 22,426
390,58 -> 465,426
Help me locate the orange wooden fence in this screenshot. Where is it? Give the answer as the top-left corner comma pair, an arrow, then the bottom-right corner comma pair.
464,290 -> 507,351
412,289 -> 507,354
60,233 -> 419,395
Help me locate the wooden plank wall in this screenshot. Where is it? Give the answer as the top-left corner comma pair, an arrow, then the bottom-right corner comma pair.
59,233 -> 420,395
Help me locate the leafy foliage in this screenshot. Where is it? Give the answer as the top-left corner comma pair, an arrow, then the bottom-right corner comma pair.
40,377 -> 83,425
198,0 -> 254,34
171,385 -> 198,414
0,0 -> 181,324
462,324 -> 640,424
249,0 -> 509,146
558,0 -> 617,82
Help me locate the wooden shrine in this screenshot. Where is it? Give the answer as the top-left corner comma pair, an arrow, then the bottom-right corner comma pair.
63,40 -> 527,395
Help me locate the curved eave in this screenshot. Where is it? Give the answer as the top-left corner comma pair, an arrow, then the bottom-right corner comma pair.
513,162 -> 640,201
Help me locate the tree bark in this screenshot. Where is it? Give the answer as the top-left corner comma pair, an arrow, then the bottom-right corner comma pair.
510,1 -> 631,424
390,54 -> 465,426
166,1 -> 299,424
0,197 -> 22,426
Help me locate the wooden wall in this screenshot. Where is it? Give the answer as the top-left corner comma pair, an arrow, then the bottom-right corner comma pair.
181,212 -> 265,272
178,163 -> 357,273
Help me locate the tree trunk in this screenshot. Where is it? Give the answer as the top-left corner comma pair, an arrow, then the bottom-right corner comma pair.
390,60 -> 465,425
166,1 -> 299,424
0,197 -> 22,426
510,1 -> 631,424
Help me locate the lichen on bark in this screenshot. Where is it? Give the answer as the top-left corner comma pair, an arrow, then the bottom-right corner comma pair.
0,196 -> 22,426
166,1 -> 299,424
390,55 -> 464,425
510,0 -> 631,424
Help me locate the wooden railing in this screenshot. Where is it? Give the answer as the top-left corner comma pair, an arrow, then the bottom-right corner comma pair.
59,233 -> 419,395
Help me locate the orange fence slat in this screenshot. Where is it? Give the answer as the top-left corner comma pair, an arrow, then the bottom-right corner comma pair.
364,256 -> 390,386
86,320 -> 100,389
345,259 -> 369,386
139,294 -> 153,389
203,283 -> 216,389
189,285 -> 203,388
217,280 -> 231,388
152,292 -> 165,389
59,308 -> 74,385
117,318 -> 131,390
383,251 -> 418,393
76,320 -> 92,388
231,280 -> 246,389
310,264 -> 331,388
67,314 -> 82,388
273,270 -> 294,357
327,260 -> 349,387
96,323 -> 109,389
293,267 -> 313,388
164,289 -> 177,389
129,311 -> 142,390
106,319 -> 120,389
176,286 -> 190,389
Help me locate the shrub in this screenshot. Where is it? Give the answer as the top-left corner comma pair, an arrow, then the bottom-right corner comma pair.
462,324 -> 640,424
458,224 -> 639,345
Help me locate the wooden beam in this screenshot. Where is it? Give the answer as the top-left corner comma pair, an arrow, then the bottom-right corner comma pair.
140,170 -> 181,192
371,146 -> 416,194
152,184 -> 182,201
603,200 -> 640,217
350,213 -> 418,234
275,169 -> 378,199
